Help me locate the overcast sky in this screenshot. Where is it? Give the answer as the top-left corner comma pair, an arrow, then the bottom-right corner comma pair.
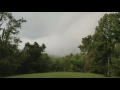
12,12 -> 111,57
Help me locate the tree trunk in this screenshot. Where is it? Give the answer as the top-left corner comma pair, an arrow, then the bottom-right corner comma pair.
107,57 -> 110,76
107,55 -> 111,77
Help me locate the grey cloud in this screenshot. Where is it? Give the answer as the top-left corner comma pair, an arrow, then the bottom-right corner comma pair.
56,12 -> 91,34
12,12 -> 112,57
12,12 -> 63,39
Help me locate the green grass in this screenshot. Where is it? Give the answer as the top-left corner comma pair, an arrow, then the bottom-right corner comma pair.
4,72 -> 119,78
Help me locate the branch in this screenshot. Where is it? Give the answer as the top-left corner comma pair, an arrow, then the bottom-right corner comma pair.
0,23 -> 3,27
2,28 -> 5,41
0,13 -> 4,21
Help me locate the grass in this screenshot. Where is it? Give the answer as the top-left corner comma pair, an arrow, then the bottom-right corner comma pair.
4,72 -> 119,78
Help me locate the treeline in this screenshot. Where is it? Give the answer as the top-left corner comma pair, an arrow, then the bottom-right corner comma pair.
1,12 -> 120,77
51,53 -> 85,72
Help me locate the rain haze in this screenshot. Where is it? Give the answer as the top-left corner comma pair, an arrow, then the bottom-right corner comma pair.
12,12 -> 111,57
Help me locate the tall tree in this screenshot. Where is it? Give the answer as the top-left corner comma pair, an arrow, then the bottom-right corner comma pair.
95,13 -> 120,76
0,12 -> 26,76
78,12 -> 120,76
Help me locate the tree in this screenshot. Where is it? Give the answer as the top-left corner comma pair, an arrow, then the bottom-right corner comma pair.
94,12 -> 120,76
19,42 -> 48,73
38,53 -> 52,72
78,12 -> 120,76
0,12 -> 26,76
70,54 -> 85,72
111,58 -> 120,76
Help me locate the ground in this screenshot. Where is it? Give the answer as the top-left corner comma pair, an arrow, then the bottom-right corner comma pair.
4,72 -> 119,78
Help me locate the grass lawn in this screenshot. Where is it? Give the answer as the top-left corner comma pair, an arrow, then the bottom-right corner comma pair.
4,72 -> 119,78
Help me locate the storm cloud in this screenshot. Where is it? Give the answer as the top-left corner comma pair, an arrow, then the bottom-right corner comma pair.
12,12 -> 111,57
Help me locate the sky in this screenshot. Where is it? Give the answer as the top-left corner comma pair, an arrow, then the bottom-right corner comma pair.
12,12 -> 111,57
